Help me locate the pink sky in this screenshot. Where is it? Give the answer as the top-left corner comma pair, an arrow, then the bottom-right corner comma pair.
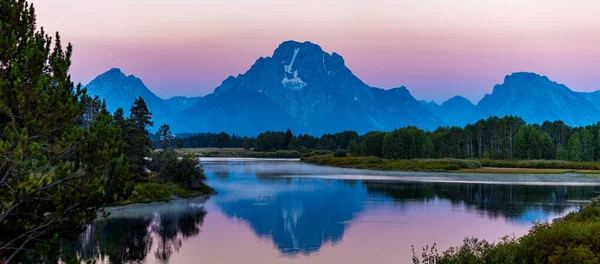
31,0 -> 600,102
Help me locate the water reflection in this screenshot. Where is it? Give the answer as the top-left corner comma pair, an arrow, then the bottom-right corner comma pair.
206,160 -> 599,257
362,181 -> 599,223
217,180 -> 363,256
70,160 -> 600,263
70,198 -> 208,263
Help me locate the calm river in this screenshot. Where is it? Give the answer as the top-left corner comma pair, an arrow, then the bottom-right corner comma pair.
72,158 -> 600,263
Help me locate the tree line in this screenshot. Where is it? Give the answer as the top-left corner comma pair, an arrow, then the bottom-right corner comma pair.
171,132 -> 246,149
182,116 -> 600,162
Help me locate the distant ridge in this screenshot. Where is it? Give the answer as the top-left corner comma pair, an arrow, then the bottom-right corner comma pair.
86,68 -> 201,129
86,42 -> 600,135
473,72 -> 600,126
420,96 -> 475,127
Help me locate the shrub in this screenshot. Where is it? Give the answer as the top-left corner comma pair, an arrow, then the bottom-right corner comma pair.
149,150 -> 206,189
444,164 -> 461,171
276,150 -> 302,158
303,150 -> 335,157
127,182 -> 172,203
414,200 -> 600,264
334,149 -> 348,157
124,182 -> 212,205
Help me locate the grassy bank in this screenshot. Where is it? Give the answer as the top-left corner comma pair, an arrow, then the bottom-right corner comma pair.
479,159 -> 600,170
413,197 -> 600,263
302,155 -> 600,174
461,168 -> 600,174
301,155 -> 481,172
173,148 -> 303,158
114,182 -> 215,206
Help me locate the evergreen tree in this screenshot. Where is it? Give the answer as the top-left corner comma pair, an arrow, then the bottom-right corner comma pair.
568,133 -> 583,162
113,108 -> 126,128
212,132 -> 231,148
130,97 -> 154,129
383,130 -> 403,159
284,129 -> 293,149
556,144 -> 568,160
539,133 -> 555,159
156,124 -> 175,151
0,1 -> 122,260
348,140 -> 361,156
242,136 -> 253,150
579,128 -> 595,162
362,131 -> 385,158
422,136 -> 435,159
513,125 -> 554,160
126,97 -> 153,179
327,140 -> 337,151
598,129 -> 600,160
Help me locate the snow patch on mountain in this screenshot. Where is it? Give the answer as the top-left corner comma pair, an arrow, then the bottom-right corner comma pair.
322,53 -> 329,75
282,70 -> 307,90
284,47 -> 300,74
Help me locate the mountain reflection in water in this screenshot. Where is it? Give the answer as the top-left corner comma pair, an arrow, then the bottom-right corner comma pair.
69,159 -> 600,263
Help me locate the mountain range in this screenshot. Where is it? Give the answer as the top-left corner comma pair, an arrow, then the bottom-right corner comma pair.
86,68 -> 201,128
85,40 -> 600,136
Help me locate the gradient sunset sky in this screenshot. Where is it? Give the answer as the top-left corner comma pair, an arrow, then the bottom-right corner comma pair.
31,0 -> 600,102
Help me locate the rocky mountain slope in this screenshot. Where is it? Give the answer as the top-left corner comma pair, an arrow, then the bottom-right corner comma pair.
175,41 -> 440,135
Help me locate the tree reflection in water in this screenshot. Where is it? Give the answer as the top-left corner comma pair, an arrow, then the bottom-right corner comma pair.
208,160 -> 600,258
362,181 -> 600,221
70,204 -> 207,263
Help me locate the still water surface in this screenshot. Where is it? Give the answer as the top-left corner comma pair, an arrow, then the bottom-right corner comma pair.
75,158 -> 600,263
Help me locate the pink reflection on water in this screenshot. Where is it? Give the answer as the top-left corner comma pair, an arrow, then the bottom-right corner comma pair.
162,199 -> 559,264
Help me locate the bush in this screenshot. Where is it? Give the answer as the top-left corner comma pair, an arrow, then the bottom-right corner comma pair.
334,149 -> 348,157
306,150 -> 335,157
444,164 -> 461,171
149,150 -> 206,189
123,182 -> 212,205
414,199 -> 600,264
127,182 -> 173,203
415,159 -> 482,169
275,150 -> 302,158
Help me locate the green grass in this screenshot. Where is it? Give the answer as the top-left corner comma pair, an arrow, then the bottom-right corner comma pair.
246,150 -> 302,158
116,182 -> 214,206
301,155 -> 481,172
302,150 -> 335,157
460,168 -> 600,174
478,159 -> 600,170
173,148 -> 302,158
302,156 -> 600,174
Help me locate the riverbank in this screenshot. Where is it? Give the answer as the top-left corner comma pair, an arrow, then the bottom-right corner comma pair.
104,192 -> 213,216
461,167 -> 600,174
173,148 -> 303,158
113,182 -> 216,206
301,155 -> 600,174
